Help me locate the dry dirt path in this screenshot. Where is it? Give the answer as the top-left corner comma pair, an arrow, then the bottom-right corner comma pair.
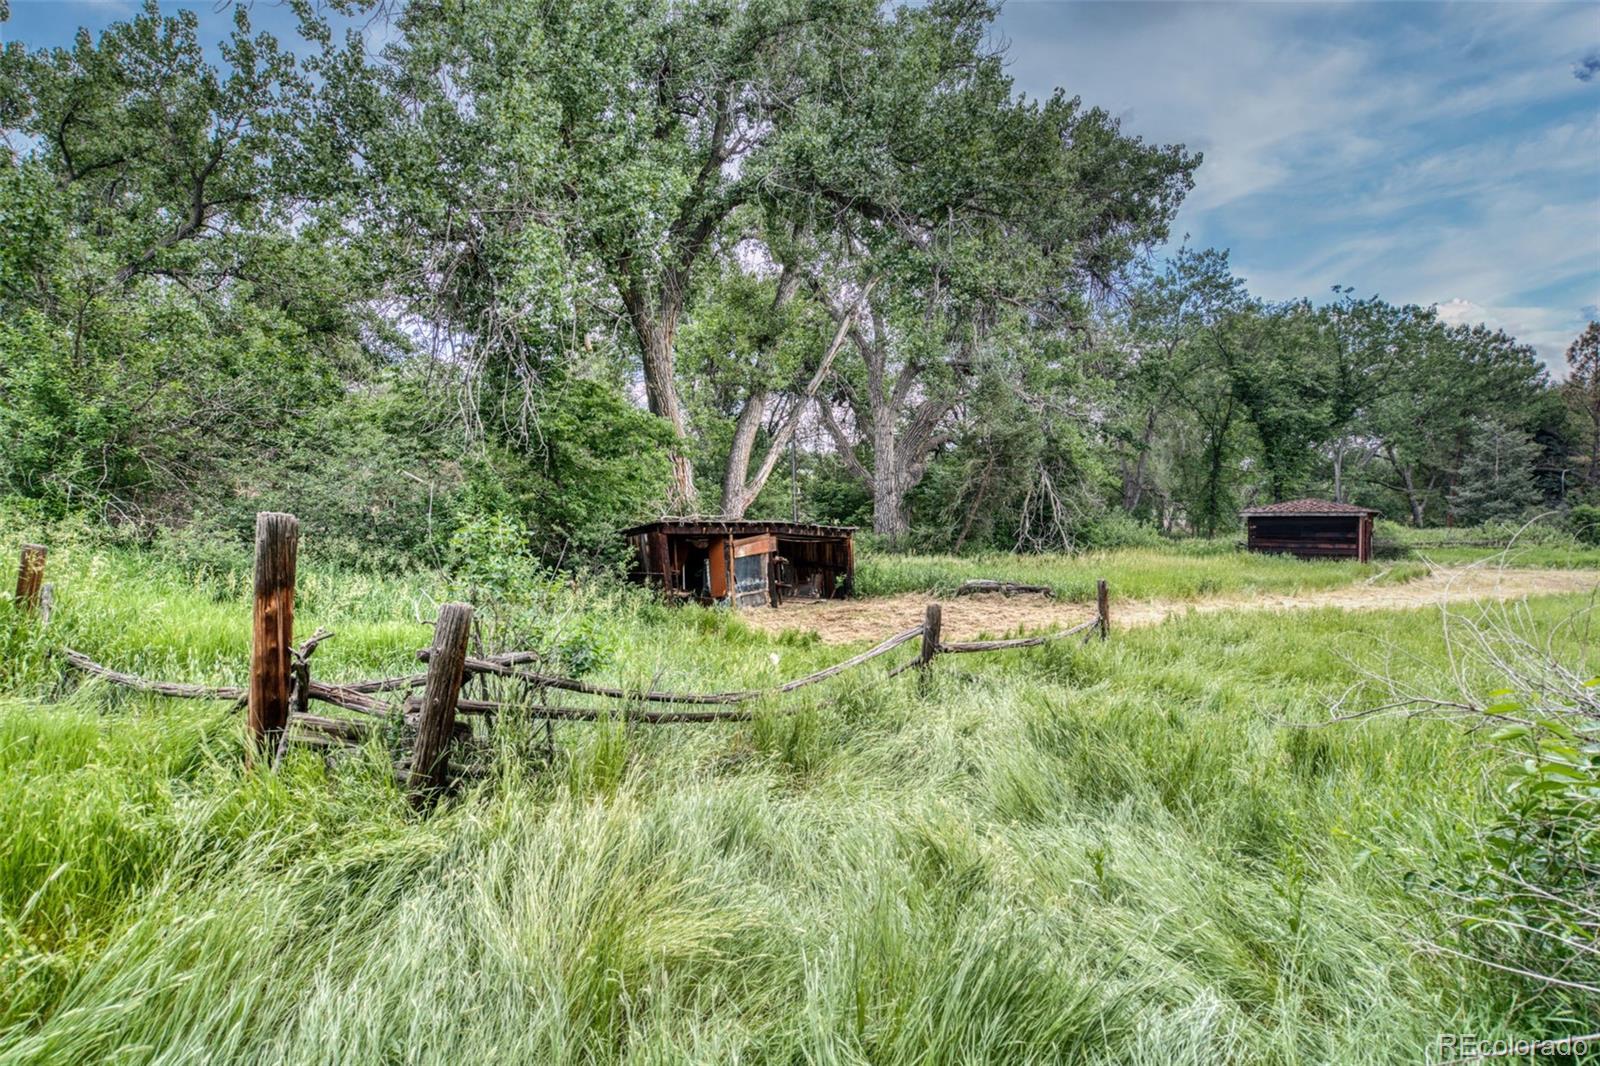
736,567 -> 1600,645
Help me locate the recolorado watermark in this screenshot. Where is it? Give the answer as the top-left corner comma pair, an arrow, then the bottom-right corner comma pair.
1432,1032 -> 1596,1063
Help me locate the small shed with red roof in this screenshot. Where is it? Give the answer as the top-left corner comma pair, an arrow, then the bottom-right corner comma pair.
1239,498 -> 1380,563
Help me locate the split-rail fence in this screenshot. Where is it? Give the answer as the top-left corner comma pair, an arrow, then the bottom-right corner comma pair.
10,513 -> 1110,806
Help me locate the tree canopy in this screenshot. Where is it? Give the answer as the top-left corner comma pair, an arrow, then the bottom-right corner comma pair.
0,0 -> 1584,562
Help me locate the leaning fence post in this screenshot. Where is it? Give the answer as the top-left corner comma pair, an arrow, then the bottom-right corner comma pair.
918,603 -> 942,672
1096,579 -> 1109,641
248,513 -> 299,758
14,544 -> 46,613
409,602 -> 473,803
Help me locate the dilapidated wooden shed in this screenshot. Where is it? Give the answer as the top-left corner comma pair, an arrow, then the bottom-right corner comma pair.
622,519 -> 855,609
1240,499 -> 1379,563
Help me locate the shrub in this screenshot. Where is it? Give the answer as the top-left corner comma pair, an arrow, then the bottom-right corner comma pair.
1448,703 -> 1599,1018
1569,505 -> 1600,546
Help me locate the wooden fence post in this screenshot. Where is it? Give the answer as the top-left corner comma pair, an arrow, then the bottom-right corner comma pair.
248,513 -> 299,757
409,602 -> 473,802
918,603 -> 942,671
14,544 -> 46,613
1096,579 -> 1109,641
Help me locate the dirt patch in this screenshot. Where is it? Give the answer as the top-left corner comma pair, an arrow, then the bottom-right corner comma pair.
737,567 -> 1600,645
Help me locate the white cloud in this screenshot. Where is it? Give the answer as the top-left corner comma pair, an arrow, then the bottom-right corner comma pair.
997,1 -> 1600,374
1435,298 -> 1487,327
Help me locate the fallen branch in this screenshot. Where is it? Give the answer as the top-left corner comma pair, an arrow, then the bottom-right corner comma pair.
938,616 -> 1099,653
336,672 -> 428,694
954,579 -> 1055,598
66,649 -> 392,717
415,649 -> 542,671
452,625 -> 924,706
405,695 -> 755,724
286,713 -> 372,743
65,649 -> 244,701
306,682 -> 392,717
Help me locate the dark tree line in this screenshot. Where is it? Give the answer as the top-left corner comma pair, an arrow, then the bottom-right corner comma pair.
0,1 -> 1589,563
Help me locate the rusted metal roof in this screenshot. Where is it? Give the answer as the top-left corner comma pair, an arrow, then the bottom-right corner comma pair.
620,518 -> 857,539
1239,498 -> 1380,517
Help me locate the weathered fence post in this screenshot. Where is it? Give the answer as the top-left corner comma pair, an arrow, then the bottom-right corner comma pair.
248,513 -> 299,757
14,544 -> 46,613
38,584 -> 54,627
1096,579 -> 1109,641
409,602 -> 473,802
918,603 -> 942,674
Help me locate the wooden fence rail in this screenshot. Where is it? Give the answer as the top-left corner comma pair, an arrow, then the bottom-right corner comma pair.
46,511 -> 1112,806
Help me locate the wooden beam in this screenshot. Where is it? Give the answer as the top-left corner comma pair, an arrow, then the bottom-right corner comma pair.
918,603 -> 941,675
248,513 -> 299,756
408,602 -> 473,802
14,544 -> 45,613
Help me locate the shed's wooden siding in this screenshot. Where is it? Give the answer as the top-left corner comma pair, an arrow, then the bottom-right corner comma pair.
1246,515 -> 1372,562
626,521 -> 855,608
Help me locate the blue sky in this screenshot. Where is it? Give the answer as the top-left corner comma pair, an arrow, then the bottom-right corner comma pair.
998,1 -> 1599,371
6,0 -> 1599,371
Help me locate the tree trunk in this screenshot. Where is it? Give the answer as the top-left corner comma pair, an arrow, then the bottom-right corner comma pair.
636,313 -> 697,512
1332,437 -> 1345,503
1122,407 -> 1158,512
721,391 -> 767,518
1589,405 -> 1599,485
718,281 -> 871,519
872,475 -> 908,538
1201,401 -> 1234,536
1384,443 -> 1425,526
871,412 -> 907,539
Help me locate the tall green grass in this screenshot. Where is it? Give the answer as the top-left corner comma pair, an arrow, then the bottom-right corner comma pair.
1376,518 -> 1600,569
0,524 -> 1593,1062
857,542 -> 1428,600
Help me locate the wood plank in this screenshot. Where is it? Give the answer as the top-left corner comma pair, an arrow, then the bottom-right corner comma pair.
14,544 -> 45,612
408,602 -> 473,801
248,513 -> 299,756
732,534 -> 777,558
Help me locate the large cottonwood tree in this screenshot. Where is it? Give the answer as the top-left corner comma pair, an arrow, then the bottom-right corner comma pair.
767,4 -> 1196,537
316,0 -> 889,511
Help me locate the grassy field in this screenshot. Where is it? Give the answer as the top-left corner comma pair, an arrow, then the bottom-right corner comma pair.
857,541 -> 1429,600
0,527 -> 1595,1063
1401,543 -> 1600,570
1375,519 -> 1600,570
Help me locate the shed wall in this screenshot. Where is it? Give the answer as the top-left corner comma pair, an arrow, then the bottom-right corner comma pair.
1246,515 -> 1372,562
627,523 -> 855,607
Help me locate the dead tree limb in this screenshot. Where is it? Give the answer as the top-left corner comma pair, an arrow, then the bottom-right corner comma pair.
64,649 -> 391,717
954,579 -> 1054,598
65,649 -> 245,700
406,696 -> 757,724
457,625 -> 923,706
937,616 -> 1100,653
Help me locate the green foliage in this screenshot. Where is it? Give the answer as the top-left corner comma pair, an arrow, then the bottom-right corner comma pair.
1,0 -> 1577,563
1570,504 -> 1600,545
0,5 -> 384,526
854,541 -> 1424,600
1450,419 -> 1545,525
1442,694 -> 1600,1024
4,531 -> 1598,1059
